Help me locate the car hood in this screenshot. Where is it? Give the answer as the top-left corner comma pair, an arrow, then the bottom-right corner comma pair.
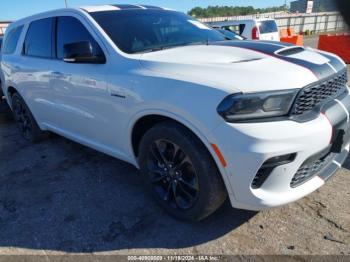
139,41 -> 345,94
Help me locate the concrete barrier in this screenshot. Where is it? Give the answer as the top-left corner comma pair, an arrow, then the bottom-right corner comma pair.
281,35 -> 304,46
280,27 -> 304,46
318,34 -> 350,63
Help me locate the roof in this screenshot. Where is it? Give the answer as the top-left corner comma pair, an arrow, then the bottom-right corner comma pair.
6,4 -> 173,30
80,4 -> 170,13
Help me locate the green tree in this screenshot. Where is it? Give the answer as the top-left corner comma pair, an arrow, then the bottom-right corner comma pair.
188,5 -> 286,18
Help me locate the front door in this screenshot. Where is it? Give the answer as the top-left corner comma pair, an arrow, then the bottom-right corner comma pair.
48,16 -> 118,150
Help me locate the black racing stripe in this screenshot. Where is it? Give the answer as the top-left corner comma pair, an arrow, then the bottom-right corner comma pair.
258,40 -> 294,47
281,56 -> 336,79
216,40 -> 283,53
318,51 -> 346,72
212,40 -> 335,79
140,5 -> 164,9
112,4 -> 143,9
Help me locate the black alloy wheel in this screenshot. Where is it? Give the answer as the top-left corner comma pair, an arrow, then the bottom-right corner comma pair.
146,139 -> 199,210
11,93 -> 44,142
139,121 -> 227,221
12,95 -> 33,140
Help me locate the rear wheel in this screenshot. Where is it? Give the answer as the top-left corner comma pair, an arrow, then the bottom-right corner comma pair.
139,121 -> 227,221
0,84 -> 11,115
0,99 -> 11,115
11,92 -> 45,142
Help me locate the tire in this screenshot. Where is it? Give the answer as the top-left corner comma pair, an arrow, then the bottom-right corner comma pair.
0,99 -> 11,115
138,121 -> 227,221
11,92 -> 45,142
0,87 -> 10,115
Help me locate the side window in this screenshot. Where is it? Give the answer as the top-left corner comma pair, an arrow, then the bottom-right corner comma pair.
24,18 -> 54,58
224,25 -> 240,35
239,24 -> 246,35
2,26 -> 24,54
56,16 -> 101,59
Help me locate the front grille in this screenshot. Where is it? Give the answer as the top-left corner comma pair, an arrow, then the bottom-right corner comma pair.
291,70 -> 348,116
290,153 -> 333,188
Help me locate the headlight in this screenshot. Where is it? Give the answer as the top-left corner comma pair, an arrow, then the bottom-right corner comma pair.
217,90 -> 299,122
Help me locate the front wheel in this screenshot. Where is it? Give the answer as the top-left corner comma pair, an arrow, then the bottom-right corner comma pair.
139,121 -> 227,221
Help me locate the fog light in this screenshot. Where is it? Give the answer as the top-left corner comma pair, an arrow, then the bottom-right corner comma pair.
252,153 -> 296,189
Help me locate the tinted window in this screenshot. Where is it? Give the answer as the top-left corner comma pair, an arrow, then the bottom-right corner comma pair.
239,24 -> 246,35
222,24 -> 245,35
218,29 -> 244,40
0,38 -> 3,51
2,26 -> 23,54
259,21 -> 278,34
56,16 -> 99,59
91,10 -> 225,54
223,25 -> 240,35
24,18 -> 53,58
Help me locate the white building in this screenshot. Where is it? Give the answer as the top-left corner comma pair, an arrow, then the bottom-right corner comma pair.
0,21 -> 11,36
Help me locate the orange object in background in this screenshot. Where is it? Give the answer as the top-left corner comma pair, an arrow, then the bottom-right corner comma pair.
287,28 -> 296,36
280,28 -> 289,38
280,27 -> 304,46
318,34 -> 350,64
280,35 -> 304,46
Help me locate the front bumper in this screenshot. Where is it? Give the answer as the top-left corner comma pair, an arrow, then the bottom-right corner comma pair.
209,90 -> 350,211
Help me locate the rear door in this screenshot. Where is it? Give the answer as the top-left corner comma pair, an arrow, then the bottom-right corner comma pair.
18,18 -> 56,123
258,20 -> 280,41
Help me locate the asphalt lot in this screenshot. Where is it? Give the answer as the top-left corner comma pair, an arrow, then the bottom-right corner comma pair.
0,38 -> 349,256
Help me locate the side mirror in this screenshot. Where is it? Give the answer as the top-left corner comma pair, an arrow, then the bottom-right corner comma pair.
63,41 -> 106,64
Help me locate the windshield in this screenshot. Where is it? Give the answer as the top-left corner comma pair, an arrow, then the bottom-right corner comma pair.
91,10 -> 226,54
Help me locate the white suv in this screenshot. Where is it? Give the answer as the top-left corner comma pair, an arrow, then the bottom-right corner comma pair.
211,18 -> 280,41
1,5 -> 349,221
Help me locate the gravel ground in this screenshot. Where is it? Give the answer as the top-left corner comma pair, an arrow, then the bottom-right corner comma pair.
0,39 -> 349,257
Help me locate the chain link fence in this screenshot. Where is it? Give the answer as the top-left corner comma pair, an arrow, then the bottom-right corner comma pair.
199,12 -> 348,34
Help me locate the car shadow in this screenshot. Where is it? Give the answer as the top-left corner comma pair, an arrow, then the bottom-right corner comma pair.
0,113 -> 256,253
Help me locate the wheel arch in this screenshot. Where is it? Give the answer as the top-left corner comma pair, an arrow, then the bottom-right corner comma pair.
129,111 -> 233,196
131,113 -> 213,158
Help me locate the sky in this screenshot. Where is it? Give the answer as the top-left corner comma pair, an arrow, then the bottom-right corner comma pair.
0,0 -> 289,21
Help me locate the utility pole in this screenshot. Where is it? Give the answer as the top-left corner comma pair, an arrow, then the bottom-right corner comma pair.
64,0 -> 68,8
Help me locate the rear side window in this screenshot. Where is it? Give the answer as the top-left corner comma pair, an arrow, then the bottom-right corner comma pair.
24,18 -> 54,58
259,21 -> 278,34
223,24 -> 245,35
223,25 -> 240,35
2,26 -> 23,54
56,16 -> 99,59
